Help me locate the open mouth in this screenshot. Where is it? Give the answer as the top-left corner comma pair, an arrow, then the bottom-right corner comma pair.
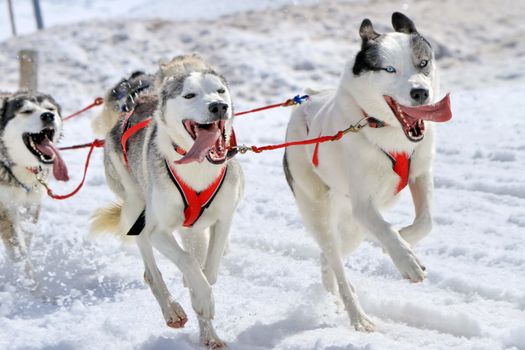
23,129 -> 56,164
383,94 -> 452,142
22,128 -> 69,181
175,120 -> 228,165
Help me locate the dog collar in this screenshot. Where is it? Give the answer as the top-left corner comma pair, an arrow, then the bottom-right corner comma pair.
361,110 -> 389,129
26,166 -> 43,175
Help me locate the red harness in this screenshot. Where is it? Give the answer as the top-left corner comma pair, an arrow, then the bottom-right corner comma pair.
166,161 -> 227,227
120,111 -> 235,229
382,151 -> 411,194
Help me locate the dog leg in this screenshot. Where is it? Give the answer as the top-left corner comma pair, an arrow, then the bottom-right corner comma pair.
353,198 -> 426,283
0,205 -> 37,289
150,229 -> 225,347
321,253 -> 337,296
400,172 -> 433,246
180,228 -> 209,288
150,229 -> 215,320
203,219 -> 231,286
20,204 -> 39,254
294,187 -> 374,331
136,232 -> 188,328
198,317 -> 226,349
318,226 -> 375,332
180,228 -> 209,268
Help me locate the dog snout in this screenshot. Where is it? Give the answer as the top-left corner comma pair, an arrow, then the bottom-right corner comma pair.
410,88 -> 429,105
208,102 -> 229,120
40,112 -> 55,123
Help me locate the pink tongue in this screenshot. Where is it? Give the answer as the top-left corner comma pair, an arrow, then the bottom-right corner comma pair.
174,124 -> 221,165
398,93 -> 452,124
36,138 -> 70,181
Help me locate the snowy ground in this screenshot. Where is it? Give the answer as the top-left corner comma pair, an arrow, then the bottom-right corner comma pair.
0,0 -> 524,349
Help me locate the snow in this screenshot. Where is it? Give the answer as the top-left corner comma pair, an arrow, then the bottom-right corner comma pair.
1,0 -> 524,349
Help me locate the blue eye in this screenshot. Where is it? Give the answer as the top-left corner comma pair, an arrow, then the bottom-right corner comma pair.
384,66 -> 396,73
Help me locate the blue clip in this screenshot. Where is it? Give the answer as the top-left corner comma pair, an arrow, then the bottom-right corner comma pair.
292,94 -> 310,105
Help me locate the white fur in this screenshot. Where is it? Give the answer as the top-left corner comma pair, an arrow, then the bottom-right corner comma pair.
285,31 -> 439,331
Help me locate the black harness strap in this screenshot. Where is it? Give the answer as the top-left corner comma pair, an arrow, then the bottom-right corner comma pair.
126,210 -> 146,236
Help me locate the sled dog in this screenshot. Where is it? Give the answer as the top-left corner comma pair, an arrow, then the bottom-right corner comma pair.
283,13 -> 452,331
91,54 -> 243,348
0,91 -> 68,288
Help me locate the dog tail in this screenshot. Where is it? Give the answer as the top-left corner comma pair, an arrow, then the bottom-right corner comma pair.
91,97 -> 120,137
89,202 -> 134,243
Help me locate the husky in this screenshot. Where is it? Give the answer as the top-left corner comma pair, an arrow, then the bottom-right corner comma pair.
283,13 -> 452,331
0,91 -> 69,288
90,54 -> 243,348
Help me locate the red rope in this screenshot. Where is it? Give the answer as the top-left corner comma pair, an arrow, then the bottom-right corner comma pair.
45,139 -> 105,200
235,101 -> 289,116
62,97 -> 104,122
235,96 -> 304,116
240,131 -> 345,154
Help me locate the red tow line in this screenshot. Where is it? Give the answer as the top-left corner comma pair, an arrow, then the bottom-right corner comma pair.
62,97 -> 104,122
45,94 -> 361,200
39,139 -> 105,200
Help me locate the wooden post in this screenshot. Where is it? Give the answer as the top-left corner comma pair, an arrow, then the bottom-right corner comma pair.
19,50 -> 38,91
7,0 -> 17,36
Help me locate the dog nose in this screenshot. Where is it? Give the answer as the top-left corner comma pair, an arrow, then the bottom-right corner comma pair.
410,88 -> 429,105
40,112 -> 55,123
208,102 -> 229,119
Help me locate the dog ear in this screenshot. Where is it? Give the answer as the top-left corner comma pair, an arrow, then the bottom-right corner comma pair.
392,12 -> 417,34
359,19 -> 380,42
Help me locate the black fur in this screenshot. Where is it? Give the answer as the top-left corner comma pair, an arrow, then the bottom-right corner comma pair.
392,12 -> 417,34
352,41 -> 383,76
353,19 -> 383,76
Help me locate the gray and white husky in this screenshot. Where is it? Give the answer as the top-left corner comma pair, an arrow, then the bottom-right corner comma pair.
91,54 -> 243,348
284,13 -> 452,331
0,91 -> 68,288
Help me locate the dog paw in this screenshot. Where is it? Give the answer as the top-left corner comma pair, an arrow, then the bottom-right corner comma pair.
190,286 -> 214,319
164,301 -> 188,328
390,243 -> 427,283
199,318 -> 226,349
352,313 -> 375,333
203,338 -> 227,349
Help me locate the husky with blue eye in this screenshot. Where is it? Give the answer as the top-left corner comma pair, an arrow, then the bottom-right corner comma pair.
0,91 -> 68,288
283,13 -> 452,331
91,54 -> 243,348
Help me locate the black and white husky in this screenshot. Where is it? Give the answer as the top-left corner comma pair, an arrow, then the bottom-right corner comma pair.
0,91 -> 68,288
91,54 -> 243,348
283,13 -> 452,331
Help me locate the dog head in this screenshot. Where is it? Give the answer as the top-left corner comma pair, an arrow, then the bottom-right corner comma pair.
156,54 -> 234,165
0,91 -> 69,181
348,12 -> 451,142
108,71 -> 154,113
